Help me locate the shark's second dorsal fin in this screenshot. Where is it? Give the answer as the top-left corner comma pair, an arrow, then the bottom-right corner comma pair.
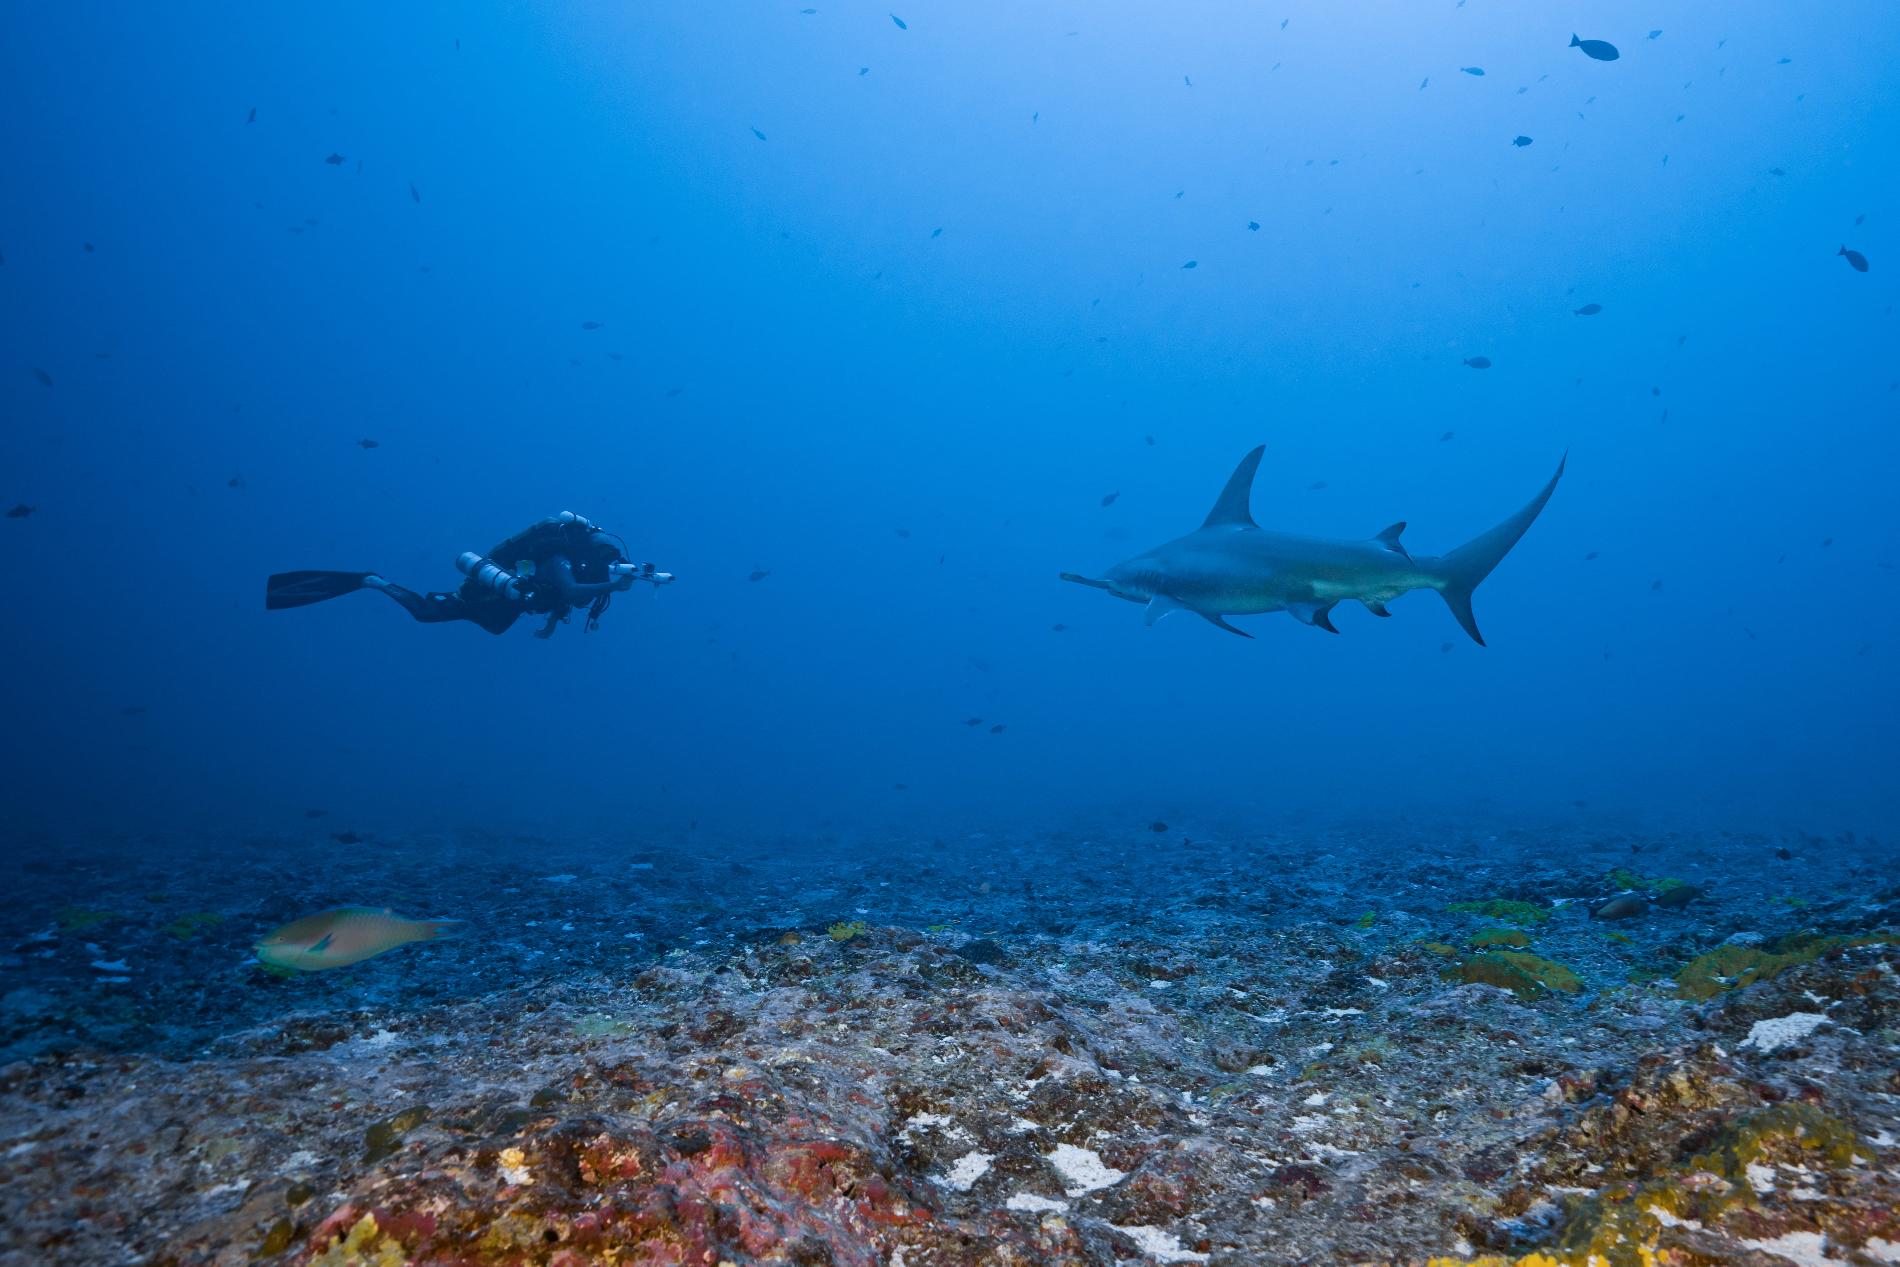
1203,445 -> 1265,529
1373,522 -> 1409,557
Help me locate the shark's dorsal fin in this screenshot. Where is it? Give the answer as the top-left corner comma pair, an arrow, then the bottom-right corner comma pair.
1373,522 -> 1408,556
1202,445 -> 1265,529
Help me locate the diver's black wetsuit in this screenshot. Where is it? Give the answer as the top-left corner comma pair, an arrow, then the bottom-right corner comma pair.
374,554 -> 625,636
266,513 -> 647,637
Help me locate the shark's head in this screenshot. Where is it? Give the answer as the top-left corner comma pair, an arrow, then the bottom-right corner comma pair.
1060,558 -> 1161,605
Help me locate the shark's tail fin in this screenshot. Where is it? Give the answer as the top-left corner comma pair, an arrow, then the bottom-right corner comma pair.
1426,455 -> 1566,646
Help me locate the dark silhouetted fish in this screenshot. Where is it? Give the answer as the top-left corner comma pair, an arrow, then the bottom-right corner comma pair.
358,438 -> 379,449
304,808 -> 328,818
1145,435 -> 1155,445
894,527 -> 911,538
1247,220 -> 1260,231
6,504 -> 34,519
1512,135 -> 1533,147
1101,491 -> 1119,507
930,227 -> 943,238
748,568 -> 770,582
1150,821 -> 1168,832
84,242 -> 95,252
410,182 -> 421,204
962,717 -> 983,726
1440,431 -> 1454,442
1593,894 -> 1647,920
751,126 -> 767,141
1584,551 -> 1599,560
1648,29 -> 1661,39
1839,245 -> 1869,272
1777,57 -> 1791,65
32,367 -> 53,387
1460,66 -> 1484,76
860,67 -> 870,75
988,724 -> 1006,734
1051,623 -> 1066,632
890,12 -> 906,28
1463,356 -> 1492,369
1573,303 -> 1602,315
581,320 -> 605,330
333,831 -> 364,844
1569,34 -> 1619,61
247,106 -> 257,124
1308,480 -> 1327,491
228,476 -> 245,489
1182,260 -> 1198,269
325,152 -> 345,165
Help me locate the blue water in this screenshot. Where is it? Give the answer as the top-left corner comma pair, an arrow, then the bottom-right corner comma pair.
2,2 -> 1896,843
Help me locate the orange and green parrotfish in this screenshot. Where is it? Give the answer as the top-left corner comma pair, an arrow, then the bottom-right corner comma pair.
255,907 -> 456,972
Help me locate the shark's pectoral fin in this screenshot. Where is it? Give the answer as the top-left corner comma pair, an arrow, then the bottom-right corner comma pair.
1373,522 -> 1410,559
1288,601 -> 1340,633
1199,612 -> 1253,638
1363,599 -> 1392,617
1144,595 -> 1187,626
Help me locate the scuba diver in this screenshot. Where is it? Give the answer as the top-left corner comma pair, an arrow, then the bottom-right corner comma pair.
266,512 -> 672,637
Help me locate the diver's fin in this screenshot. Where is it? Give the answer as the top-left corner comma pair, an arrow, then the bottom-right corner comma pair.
1144,595 -> 1188,626
1199,612 -> 1253,638
1426,453 -> 1566,646
1058,571 -> 1112,591
266,570 -> 372,610
1288,601 -> 1340,633
1363,600 -> 1392,617
1202,445 -> 1265,529
1373,522 -> 1409,557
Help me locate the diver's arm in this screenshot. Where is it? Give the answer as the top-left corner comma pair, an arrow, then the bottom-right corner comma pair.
539,554 -> 626,603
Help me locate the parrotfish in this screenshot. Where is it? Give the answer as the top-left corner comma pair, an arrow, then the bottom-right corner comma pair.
255,907 -> 457,971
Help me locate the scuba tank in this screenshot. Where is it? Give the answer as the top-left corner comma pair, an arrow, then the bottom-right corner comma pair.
455,552 -> 527,600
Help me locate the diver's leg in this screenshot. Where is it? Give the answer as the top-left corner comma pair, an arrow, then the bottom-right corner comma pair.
363,577 -> 482,626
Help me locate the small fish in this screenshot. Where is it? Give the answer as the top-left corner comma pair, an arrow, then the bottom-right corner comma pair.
581,320 -> 605,330
1440,642 -> 1453,653
1144,435 -> 1155,445
1100,491 -> 1119,507
1820,537 -> 1833,547
988,724 -> 1006,734
32,367 -> 53,387
1440,431 -> 1454,442
409,182 -> 421,204
83,242 -> 95,252
1569,34 -> 1619,61
227,475 -> 245,490
1462,356 -> 1492,369
800,6 -> 816,12
6,504 -> 35,519
894,527 -> 911,538
333,831 -> 364,844
1655,884 -> 1703,909
358,438 -> 379,449
304,808 -> 328,818
1308,480 -> 1328,491
1460,66 -> 1485,77
1768,167 -> 1786,177
255,906 -> 457,972
1592,894 -> 1648,920
1584,551 -> 1599,560
962,717 -> 984,727
1246,220 -> 1259,231
324,152 -> 345,165
930,227 -> 943,238
1839,245 -> 1869,273
1183,75 -> 1192,88
246,106 -> 257,124
889,12 -> 906,29
1648,29 -> 1662,39
1777,57 -> 1791,65
1573,303 -> 1602,315
1150,821 -> 1168,833
1512,135 -> 1533,147
1051,623 -> 1066,632
860,67 -> 870,76
748,568 -> 771,582
751,127 -> 767,141
1181,259 -> 1198,269
1419,77 -> 1429,90
1651,579 -> 1663,591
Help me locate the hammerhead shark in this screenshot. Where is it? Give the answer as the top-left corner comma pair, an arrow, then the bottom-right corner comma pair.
1060,446 -> 1565,643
